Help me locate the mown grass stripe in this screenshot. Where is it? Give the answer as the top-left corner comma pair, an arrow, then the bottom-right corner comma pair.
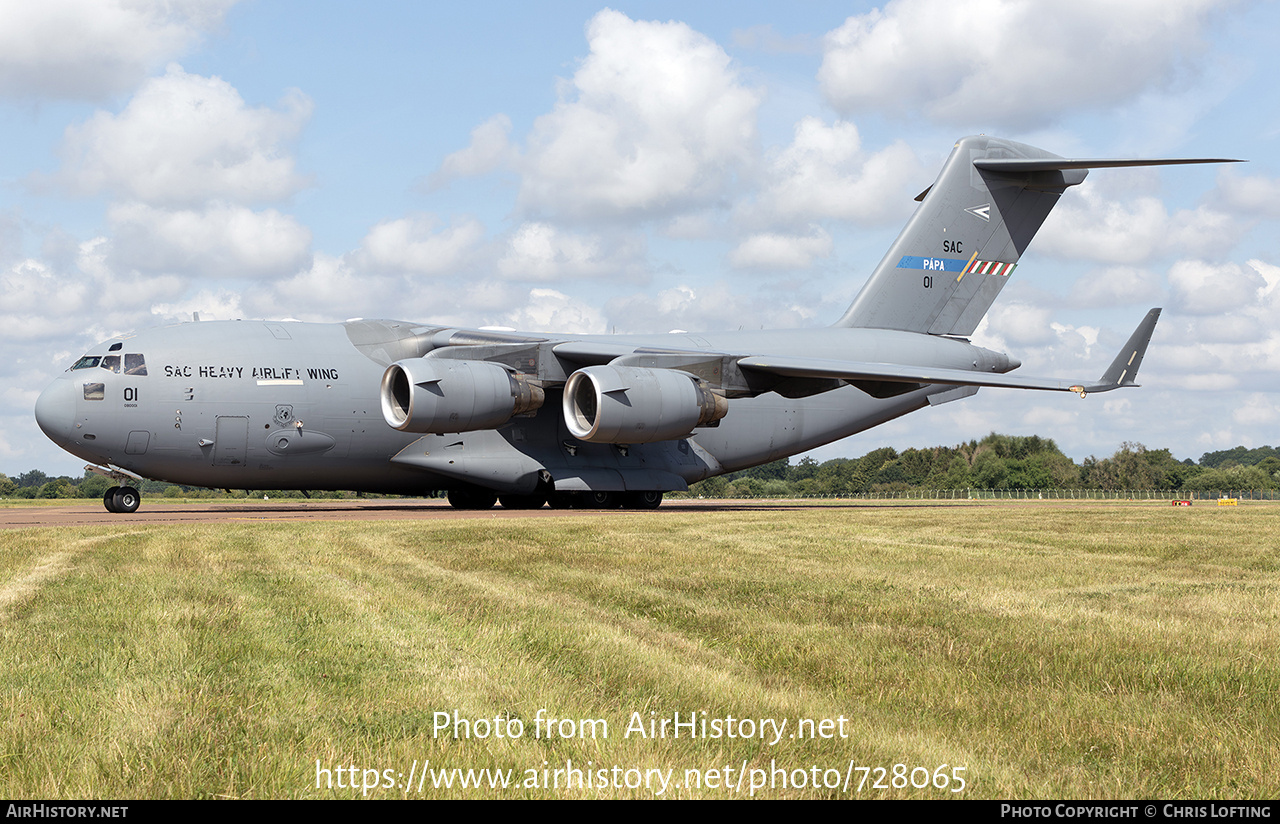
0,503 -> 1275,798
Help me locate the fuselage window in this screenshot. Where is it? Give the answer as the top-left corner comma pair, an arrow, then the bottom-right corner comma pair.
124,354 -> 148,376
71,356 -> 101,370
83,382 -> 105,401
100,355 -> 121,373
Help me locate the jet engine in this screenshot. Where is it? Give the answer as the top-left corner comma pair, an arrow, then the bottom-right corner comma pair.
381,359 -> 544,433
562,365 -> 727,444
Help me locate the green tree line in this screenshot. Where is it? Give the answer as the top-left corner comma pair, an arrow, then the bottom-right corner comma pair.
0,469 -> 360,501
687,434 -> 1280,498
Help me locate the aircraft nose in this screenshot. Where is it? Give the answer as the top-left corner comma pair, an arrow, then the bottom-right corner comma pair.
35,379 -> 75,444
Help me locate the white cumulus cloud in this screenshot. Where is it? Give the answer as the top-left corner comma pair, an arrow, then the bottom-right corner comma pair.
748,118 -> 921,225
354,214 -> 485,276
728,227 -> 833,271
517,9 -> 762,220
1,238 -> 186,346
1167,259 -> 1266,316
496,222 -> 645,281
0,0 -> 240,101
1232,394 -> 1279,427
107,201 -> 313,278
55,64 -> 312,206
1214,170 -> 1280,219
429,114 -> 517,188
1037,181 -> 1242,264
603,282 -> 819,334
502,288 -> 606,334
1069,266 -> 1165,308
818,0 -> 1225,130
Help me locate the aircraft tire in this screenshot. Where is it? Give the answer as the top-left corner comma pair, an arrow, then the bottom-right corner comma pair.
547,492 -> 574,509
622,491 -> 663,510
103,486 -> 121,513
581,491 -> 619,509
498,490 -> 547,509
112,486 -> 141,513
447,487 -> 498,510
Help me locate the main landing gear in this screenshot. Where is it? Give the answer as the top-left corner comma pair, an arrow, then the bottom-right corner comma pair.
445,485 -> 663,510
446,487 -> 499,510
103,485 -> 141,513
551,490 -> 663,509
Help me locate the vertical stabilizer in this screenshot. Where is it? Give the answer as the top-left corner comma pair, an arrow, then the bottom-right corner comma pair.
835,136 -> 1080,335
835,137 -> 1240,335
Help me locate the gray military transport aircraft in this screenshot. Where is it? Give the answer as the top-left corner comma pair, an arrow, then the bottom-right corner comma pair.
35,136 -> 1238,513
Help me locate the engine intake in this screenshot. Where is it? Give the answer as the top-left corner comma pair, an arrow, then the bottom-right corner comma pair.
563,365 -> 727,444
381,359 -> 544,433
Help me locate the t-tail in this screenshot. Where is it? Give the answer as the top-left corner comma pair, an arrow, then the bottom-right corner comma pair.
834,135 -> 1240,335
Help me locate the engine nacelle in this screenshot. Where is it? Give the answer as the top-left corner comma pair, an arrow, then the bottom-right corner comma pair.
563,365 -> 727,444
381,359 -> 544,433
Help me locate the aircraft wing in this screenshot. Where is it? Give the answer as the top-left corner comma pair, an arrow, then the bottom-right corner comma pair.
739,308 -> 1161,397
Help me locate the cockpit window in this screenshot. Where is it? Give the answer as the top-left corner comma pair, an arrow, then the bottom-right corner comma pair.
83,383 -> 105,401
71,356 -> 101,370
124,354 -> 148,376
70,353 -> 146,374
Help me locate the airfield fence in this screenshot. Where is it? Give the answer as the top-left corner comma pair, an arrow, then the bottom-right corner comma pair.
895,488 -> 1277,500
681,488 -> 1280,501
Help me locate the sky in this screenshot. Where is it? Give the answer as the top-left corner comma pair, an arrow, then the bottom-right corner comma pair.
3,0 -> 1279,479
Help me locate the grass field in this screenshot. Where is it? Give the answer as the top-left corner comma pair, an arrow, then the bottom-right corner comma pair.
1,500 -> 1276,798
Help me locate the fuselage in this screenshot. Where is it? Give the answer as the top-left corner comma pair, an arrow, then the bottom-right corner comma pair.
34,317 -> 1005,495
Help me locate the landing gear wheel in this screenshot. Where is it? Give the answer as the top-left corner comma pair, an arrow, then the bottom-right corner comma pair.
498,489 -> 548,509
447,487 -> 498,510
112,486 -> 141,513
622,490 -> 663,510
581,491 -> 619,509
548,492 -> 574,510
103,486 -> 121,513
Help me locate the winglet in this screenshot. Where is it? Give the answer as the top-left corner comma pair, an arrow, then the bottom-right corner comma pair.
1087,308 -> 1161,392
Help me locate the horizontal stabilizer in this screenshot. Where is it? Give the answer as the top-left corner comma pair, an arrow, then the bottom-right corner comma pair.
974,157 -> 1243,173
